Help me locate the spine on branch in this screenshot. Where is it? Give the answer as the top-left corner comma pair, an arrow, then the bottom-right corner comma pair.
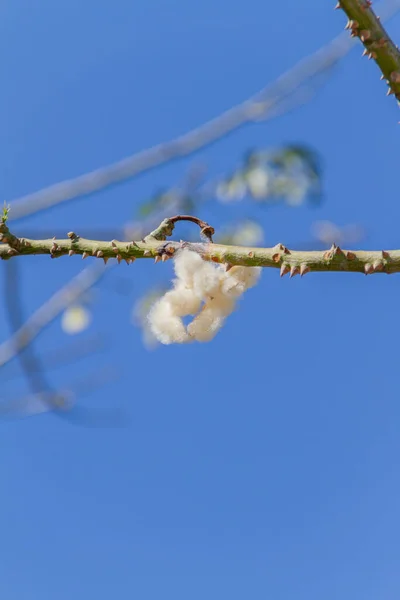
337,0 -> 400,101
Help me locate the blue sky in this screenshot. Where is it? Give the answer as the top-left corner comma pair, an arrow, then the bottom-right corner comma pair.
1,1 -> 400,598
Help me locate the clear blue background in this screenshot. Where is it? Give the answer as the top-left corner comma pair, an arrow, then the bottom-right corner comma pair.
1,1 -> 400,598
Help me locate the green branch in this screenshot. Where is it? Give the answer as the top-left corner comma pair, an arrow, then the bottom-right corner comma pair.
338,0 -> 400,100
0,223 -> 398,276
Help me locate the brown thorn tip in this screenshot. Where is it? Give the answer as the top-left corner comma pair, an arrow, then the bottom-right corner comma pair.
347,251 -> 356,260
68,249 -> 75,256
280,264 -> 290,278
125,258 -> 131,265
143,250 -> 152,257
130,256 -> 136,263
300,264 -> 310,277
161,254 -> 168,262
334,1 -> 341,8
111,240 -> 117,247
382,250 -> 390,259
67,232 -> 76,239
387,89 -> 395,96
97,250 -> 104,257
272,253 -> 281,263
373,260 -> 383,271
154,255 -> 161,263
364,263 -> 373,275
117,254 -> 122,264
380,74 -> 385,80
103,257 -> 109,265
82,252 -> 89,260
360,30 -> 371,41
290,266 -> 300,278
362,49 -> 368,57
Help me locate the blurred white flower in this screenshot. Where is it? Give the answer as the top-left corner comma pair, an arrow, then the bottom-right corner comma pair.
231,221 -> 264,246
61,305 -> 91,335
312,221 -> 364,246
216,175 -> 247,202
245,166 -> 271,199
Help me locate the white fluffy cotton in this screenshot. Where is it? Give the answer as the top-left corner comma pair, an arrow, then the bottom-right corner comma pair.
221,265 -> 262,298
147,248 -> 261,345
187,295 -> 236,342
147,298 -> 190,345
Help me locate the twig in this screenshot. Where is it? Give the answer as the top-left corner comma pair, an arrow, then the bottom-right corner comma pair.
0,262 -> 107,368
0,217 -> 399,275
145,215 -> 214,242
8,0 -> 400,220
338,0 -> 400,99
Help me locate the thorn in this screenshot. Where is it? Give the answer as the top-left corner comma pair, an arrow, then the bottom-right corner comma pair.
360,30 -> 371,41
143,250 -> 152,257
68,249 -> 75,256
154,255 -> 161,263
380,74 -> 385,80
130,256 -> 136,263
248,251 -> 255,258
225,263 -> 233,272
52,236 -> 56,242
334,1 -> 341,8
300,264 -> 310,277
96,250 -> 104,257
92,247 -> 98,256
373,260 -> 383,271
390,71 -> 400,83
364,263 -> 374,275
382,250 -> 390,259
82,252 -> 89,260
7,248 -> 18,256
331,243 -> 344,256
67,232 -> 76,239
280,264 -> 290,278
130,241 -> 139,248
345,20 -> 358,30
125,258 -> 131,265
111,240 -> 117,247
161,254 -> 169,262
368,52 -> 377,60
103,257 -> 109,265
112,247 -> 119,253
272,253 -> 281,263
387,88 -> 395,95
362,49 -> 368,57
51,243 -> 57,252
347,251 -> 356,260
290,266 -> 300,278
117,254 -> 122,264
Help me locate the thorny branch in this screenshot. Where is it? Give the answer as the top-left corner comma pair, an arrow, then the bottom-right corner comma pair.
1,216 -> 400,277
338,0 -> 400,100
7,0 -> 400,221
